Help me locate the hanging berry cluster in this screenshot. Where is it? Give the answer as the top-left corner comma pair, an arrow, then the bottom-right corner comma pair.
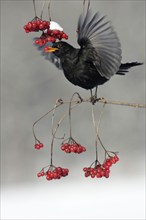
23,17 -> 68,48
83,154 -> 119,179
37,165 -> 69,181
61,138 -> 86,154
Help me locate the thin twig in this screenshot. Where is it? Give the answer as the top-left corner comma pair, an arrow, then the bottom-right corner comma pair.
32,100 -> 63,141
69,92 -> 83,137
51,99 -> 61,136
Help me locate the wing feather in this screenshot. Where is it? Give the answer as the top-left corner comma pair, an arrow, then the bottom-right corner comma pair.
77,9 -> 122,79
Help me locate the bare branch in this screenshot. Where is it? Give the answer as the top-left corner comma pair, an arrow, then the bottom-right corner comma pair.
61,97 -> 146,108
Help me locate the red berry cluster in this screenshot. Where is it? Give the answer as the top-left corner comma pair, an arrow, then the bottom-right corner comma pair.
46,167 -> 69,181
24,18 -> 68,46
37,166 -> 69,181
102,155 -> 119,169
34,30 -> 68,46
83,155 -> 119,179
61,142 -> 86,154
34,142 -> 44,150
24,19 -> 50,33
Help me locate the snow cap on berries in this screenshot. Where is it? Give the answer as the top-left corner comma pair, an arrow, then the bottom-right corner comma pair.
50,21 -> 63,31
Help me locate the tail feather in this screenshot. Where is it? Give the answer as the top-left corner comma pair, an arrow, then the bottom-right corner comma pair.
117,62 -> 143,75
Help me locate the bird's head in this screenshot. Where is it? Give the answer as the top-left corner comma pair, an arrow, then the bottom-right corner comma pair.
45,41 -> 74,57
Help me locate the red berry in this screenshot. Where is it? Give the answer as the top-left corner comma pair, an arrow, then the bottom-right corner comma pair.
25,29 -> 30,33
65,148 -> 71,153
46,175 -> 52,180
36,20 -> 42,26
27,22 -> 32,30
61,145 -> 66,151
85,172 -> 90,177
114,155 -> 119,162
53,30 -> 60,35
100,170 -> 105,177
96,173 -> 102,178
42,21 -> 47,26
37,172 -> 42,177
39,143 -> 44,148
45,22 -> 50,28
91,174 -> 95,178
41,171 -> 45,176
96,167 -> 102,173
52,172 -> 58,179
47,29 -> 52,35
34,144 -> 40,149
105,173 -> 110,178
83,167 -> 87,172
49,37 -> 56,43
35,39 -> 39,44
82,147 -> 86,152
39,24 -> 45,30
70,146 -> 74,152
62,33 -> 68,40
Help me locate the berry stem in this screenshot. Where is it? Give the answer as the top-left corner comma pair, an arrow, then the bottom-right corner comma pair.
97,135 -> 110,157
95,138 -> 98,161
91,102 -> 106,160
32,99 -> 63,145
48,0 -> 52,21
33,0 -> 37,18
51,112 -> 67,159
50,103 -> 81,164
40,0 -> 47,20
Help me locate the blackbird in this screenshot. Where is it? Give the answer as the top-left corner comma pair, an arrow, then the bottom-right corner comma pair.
36,8 -> 143,102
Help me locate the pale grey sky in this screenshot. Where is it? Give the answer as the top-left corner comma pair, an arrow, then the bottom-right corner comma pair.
1,0 -> 145,219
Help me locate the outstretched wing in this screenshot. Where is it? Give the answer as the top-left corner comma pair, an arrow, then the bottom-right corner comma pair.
33,39 -> 62,70
77,9 -> 122,79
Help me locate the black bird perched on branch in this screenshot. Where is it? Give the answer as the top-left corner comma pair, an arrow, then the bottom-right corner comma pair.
35,7 -> 142,103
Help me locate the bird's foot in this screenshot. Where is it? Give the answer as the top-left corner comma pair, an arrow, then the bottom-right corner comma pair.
90,95 -> 98,105
90,96 -> 106,105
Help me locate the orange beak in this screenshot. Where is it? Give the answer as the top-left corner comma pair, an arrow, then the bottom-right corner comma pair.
44,46 -> 59,53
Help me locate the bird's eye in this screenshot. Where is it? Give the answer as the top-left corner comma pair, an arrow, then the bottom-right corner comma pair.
57,43 -> 62,48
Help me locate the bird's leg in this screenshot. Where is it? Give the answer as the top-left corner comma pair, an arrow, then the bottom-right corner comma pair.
90,87 -> 98,105
94,86 -> 98,100
90,89 -> 93,97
